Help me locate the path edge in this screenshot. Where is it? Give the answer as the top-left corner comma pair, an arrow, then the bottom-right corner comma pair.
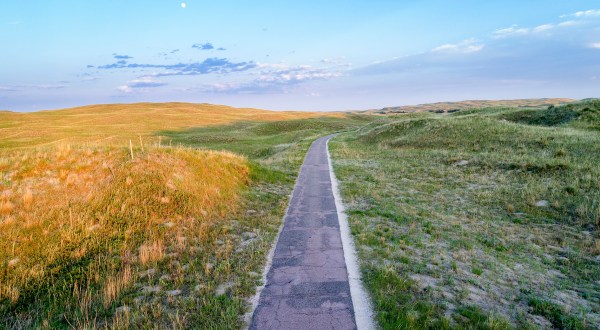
326,136 -> 376,330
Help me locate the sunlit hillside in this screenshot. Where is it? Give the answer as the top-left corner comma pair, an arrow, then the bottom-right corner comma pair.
0,103 -> 364,328
0,103 -> 340,149
0,145 -> 251,328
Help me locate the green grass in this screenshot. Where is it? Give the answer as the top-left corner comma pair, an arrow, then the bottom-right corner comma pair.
496,99 -> 600,130
161,115 -> 374,174
529,298 -> 586,330
0,111 -> 376,329
5,100 -> 599,329
330,101 -> 600,329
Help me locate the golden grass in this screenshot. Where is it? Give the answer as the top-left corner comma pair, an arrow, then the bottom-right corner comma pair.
0,144 -> 249,324
0,102 -> 341,149
139,240 -> 165,266
103,266 -> 134,308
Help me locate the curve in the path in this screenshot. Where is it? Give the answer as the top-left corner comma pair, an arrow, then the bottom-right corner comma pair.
250,135 -> 364,330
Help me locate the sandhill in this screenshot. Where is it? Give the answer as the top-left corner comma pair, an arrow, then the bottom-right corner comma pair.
0,102 -> 339,149
366,98 -> 576,114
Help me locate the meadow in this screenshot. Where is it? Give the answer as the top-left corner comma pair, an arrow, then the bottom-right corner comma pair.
0,102 -> 337,149
2,99 -> 599,329
369,98 -> 576,115
0,103 -> 371,328
330,100 -> 600,329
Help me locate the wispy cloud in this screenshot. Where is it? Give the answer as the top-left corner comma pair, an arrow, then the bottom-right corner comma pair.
0,83 -> 68,91
493,26 -> 530,38
495,9 -> 598,39
321,57 -> 352,67
97,57 -> 256,76
201,64 -> 343,94
256,64 -> 342,83
561,9 -> 600,18
128,78 -> 166,88
117,77 -> 166,93
589,42 -> 600,49
558,20 -> 578,27
82,76 -> 101,82
113,53 -> 133,60
532,24 -> 554,33
192,42 -> 214,50
432,38 -> 485,54
191,42 -> 226,51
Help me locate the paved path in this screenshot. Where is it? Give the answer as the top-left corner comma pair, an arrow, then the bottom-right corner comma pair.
250,135 -> 356,330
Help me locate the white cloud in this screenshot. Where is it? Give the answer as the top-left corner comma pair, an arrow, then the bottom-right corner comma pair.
493,26 -> 530,38
200,63 -> 344,94
533,24 -> 554,33
563,9 -> 600,18
493,13 -> 590,39
432,38 -> 485,54
117,77 -> 166,93
588,42 -> 600,49
558,20 -> 578,27
117,85 -> 133,93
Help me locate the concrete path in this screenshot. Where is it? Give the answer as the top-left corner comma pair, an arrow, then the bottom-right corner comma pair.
250,135 -> 357,329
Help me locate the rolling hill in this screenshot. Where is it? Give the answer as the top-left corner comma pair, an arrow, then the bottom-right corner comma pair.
366,98 -> 576,114
0,102 -> 340,149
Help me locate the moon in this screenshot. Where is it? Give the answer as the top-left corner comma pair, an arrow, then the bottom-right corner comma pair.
181,3 -> 187,8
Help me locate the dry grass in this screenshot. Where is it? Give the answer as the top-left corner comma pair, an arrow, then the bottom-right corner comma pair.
0,102 -> 341,149
102,266 -> 134,308
0,144 -> 249,327
139,240 -> 165,266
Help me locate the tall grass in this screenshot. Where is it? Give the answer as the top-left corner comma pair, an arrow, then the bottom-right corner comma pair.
0,145 -> 249,328
0,105 -> 375,328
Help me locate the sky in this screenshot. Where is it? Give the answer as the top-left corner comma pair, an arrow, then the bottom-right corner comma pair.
1,1 -> 599,112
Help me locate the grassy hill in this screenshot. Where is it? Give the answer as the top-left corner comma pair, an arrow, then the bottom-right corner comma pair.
0,102 -> 371,328
330,99 -> 600,329
1,147 -> 251,328
365,98 -> 576,115
0,102 -> 340,149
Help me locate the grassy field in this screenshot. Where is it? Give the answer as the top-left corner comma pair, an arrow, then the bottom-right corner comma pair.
368,98 -> 575,114
331,100 -> 600,329
0,103 -> 373,329
3,99 -> 599,329
0,102 -> 340,149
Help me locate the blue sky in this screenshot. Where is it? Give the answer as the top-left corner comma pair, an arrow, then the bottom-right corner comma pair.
1,1 -> 599,111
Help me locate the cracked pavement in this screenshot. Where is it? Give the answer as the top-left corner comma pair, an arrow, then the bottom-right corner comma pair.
250,135 -> 357,330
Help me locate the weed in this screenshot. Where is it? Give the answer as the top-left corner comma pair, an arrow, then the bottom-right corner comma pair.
528,298 -> 587,330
